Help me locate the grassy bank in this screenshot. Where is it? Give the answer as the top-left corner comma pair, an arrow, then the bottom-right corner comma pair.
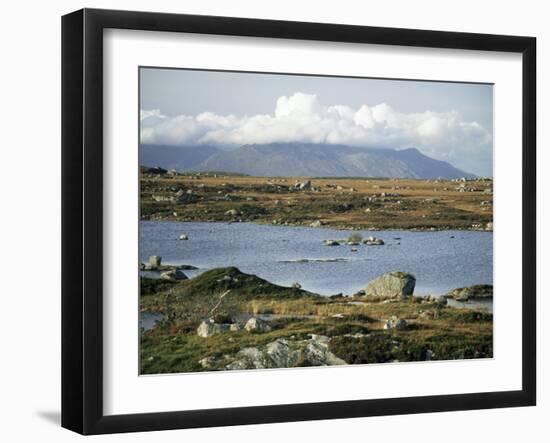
140,267 -> 493,374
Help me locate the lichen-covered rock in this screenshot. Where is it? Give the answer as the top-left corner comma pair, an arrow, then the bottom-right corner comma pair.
364,271 -> 416,298
224,335 -> 346,370
226,348 -> 266,370
303,335 -> 347,366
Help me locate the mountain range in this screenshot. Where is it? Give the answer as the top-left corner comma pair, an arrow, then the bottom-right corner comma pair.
140,142 -> 474,179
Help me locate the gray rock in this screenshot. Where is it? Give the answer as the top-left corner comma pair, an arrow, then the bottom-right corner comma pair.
418,310 -> 434,320
324,239 -> 340,246
197,319 -> 230,338
384,316 -> 408,330
304,336 -> 346,366
265,339 -> 301,367
365,271 -> 416,298
363,236 -> 385,246
226,347 -> 266,370
179,233 -> 189,240
310,220 -> 323,228
148,255 -> 162,269
198,356 -> 215,368
244,317 -> 272,333
446,284 -> 493,301
297,180 -> 312,190
224,335 -> 346,370
160,269 -> 188,281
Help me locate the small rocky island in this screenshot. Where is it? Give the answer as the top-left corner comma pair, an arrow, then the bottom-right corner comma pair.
140,264 -> 493,374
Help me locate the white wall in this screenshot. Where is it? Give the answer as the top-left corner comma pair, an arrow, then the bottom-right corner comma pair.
0,0 -> 546,441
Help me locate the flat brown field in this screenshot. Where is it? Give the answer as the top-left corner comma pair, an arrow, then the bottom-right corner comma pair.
140,173 -> 493,231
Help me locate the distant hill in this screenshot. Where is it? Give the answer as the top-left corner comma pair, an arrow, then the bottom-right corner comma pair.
193,143 -> 474,179
140,144 -> 221,171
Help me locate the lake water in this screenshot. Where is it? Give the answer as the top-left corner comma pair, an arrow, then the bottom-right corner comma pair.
139,221 -> 493,299
139,311 -> 165,332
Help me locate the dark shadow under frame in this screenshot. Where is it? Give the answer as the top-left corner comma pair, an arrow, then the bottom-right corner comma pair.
61,8 -> 536,435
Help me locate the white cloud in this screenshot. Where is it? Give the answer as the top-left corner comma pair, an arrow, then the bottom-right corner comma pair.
140,92 -> 492,174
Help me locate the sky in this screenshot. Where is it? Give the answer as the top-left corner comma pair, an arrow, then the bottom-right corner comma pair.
140,68 -> 494,176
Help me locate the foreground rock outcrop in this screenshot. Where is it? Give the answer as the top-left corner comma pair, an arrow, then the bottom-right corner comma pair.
211,335 -> 346,370
365,271 -> 416,299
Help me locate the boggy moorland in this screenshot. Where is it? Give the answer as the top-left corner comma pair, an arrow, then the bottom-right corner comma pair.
139,169 -> 493,231
139,170 -> 493,374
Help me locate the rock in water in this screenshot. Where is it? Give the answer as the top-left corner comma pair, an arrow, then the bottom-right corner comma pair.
160,269 -> 188,281
179,233 -> 189,240
364,271 -> 416,299
446,284 -> 493,301
363,236 -> 385,246
244,317 -> 272,333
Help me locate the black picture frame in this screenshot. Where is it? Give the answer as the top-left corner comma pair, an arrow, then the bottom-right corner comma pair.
62,8 -> 537,435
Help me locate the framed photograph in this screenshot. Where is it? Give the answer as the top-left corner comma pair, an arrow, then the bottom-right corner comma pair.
62,8 -> 536,435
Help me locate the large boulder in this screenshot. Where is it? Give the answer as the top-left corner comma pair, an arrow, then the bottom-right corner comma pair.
147,255 -> 162,270
364,271 -> 416,299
